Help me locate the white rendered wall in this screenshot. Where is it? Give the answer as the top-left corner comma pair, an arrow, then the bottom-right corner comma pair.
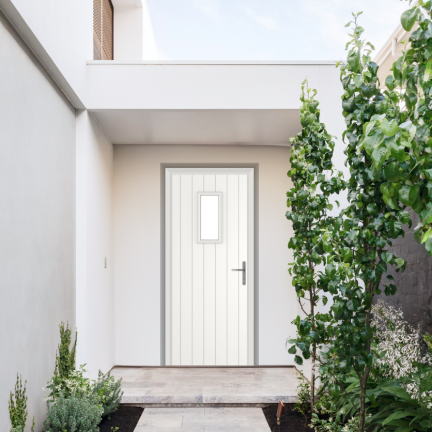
0,11 -> 76,430
113,1 -> 158,61
113,145 -> 296,366
76,111 -> 114,378
1,0 -> 93,104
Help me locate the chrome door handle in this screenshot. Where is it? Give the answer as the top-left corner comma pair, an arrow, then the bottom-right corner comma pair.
232,261 -> 246,285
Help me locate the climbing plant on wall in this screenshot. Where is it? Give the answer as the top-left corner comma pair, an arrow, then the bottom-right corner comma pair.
286,80 -> 345,412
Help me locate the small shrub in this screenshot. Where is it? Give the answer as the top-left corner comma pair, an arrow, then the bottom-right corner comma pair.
310,392 -> 344,432
9,374 -> 34,432
48,323 -> 77,400
294,377 -> 311,416
91,370 -> 123,417
43,393 -> 102,432
47,364 -> 91,401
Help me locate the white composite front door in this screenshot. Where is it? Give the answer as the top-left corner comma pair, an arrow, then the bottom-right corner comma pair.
165,168 -> 254,366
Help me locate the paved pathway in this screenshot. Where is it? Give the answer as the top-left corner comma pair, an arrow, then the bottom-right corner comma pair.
134,407 -> 270,431
112,367 -> 299,404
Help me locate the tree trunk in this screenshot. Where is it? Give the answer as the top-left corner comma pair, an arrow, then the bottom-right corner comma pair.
309,280 -> 315,413
358,383 -> 366,432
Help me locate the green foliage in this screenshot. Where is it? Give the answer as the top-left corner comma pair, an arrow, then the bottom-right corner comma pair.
425,334 -> 432,350
43,393 -> 102,432
9,375 -> 28,432
368,1 -> 432,256
48,322 -> 77,399
294,377 -> 312,416
287,79 -> 346,409
320,11 -> 409,432
310,391 -> 346,432
91,370 -> 123,418
47,364 -> 92,400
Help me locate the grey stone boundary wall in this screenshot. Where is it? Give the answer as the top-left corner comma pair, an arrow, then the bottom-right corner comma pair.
377,209 -> 432,334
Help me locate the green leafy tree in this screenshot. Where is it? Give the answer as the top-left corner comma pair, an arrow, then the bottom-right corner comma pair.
286,80 -> 345,411
376,0 -> 432,255
321,13 -> 409,432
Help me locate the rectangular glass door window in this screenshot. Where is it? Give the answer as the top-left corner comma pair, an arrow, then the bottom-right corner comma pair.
198,192 -> 222,243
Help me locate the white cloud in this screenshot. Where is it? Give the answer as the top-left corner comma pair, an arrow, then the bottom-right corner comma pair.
194,0 -> 221,20
245,7 -> 279,30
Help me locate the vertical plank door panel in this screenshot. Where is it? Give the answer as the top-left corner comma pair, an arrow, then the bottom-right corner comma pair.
227,174 -> 240,365
180,175 -> 193,365
215,175 -> 228,365
171,174 -> 181,365
238,174 -> 249,365
192,175 -> 204,365
203,175 -> 216,364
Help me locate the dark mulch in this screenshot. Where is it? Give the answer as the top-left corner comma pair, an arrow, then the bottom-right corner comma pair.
262,404 -> 313,432
98,406 -> 144,432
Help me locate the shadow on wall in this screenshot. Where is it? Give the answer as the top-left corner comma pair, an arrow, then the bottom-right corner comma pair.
377,209 -> 432,334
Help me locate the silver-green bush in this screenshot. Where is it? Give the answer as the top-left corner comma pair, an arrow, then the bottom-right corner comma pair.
91,370 -> 123,418
43,394 -> 102,432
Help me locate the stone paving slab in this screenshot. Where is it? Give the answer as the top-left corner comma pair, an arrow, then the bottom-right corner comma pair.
134,407 -> 270,431
112,367 -> 299,405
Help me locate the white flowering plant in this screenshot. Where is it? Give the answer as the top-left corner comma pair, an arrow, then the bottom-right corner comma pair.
357,301 -> 432,432
371,300 -> 432,408
46,364 -> 92,401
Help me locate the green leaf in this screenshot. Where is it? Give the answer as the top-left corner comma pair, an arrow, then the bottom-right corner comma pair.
425,58 -> 432,82
398,210 -> 411,225
349,333 -> 360,345
399,185 -> 419,206
347,49 -> 361,73
383,410 -> 418,426
421,229 -> 432,244
384,161 -> 402,182
401,7 -> 418,31
372,146 -> 389,170
294,355 -> 303,365
382,251 -> 394,263
385,75 -> 396,91
322,296 -> 328,306
381,119 -> 399,137
394,426 -> 414,432
425,237 -> 432,253
364,132 -> 385,155
288,345 -> 297,355
347,299 -> 358,311
341,247 -> 353,263
325,264 -> 336,279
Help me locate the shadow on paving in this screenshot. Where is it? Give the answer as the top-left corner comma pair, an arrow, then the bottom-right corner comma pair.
262,404 -> 313,432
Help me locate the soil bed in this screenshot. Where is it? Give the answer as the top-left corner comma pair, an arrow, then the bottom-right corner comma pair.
98,405 -> 144,432
262,404 -> 313,432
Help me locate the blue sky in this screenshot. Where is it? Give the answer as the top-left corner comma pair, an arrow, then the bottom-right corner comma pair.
147,0 -> 409,60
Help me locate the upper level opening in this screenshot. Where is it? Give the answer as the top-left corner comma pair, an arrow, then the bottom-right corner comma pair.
93,0 -> 114,60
